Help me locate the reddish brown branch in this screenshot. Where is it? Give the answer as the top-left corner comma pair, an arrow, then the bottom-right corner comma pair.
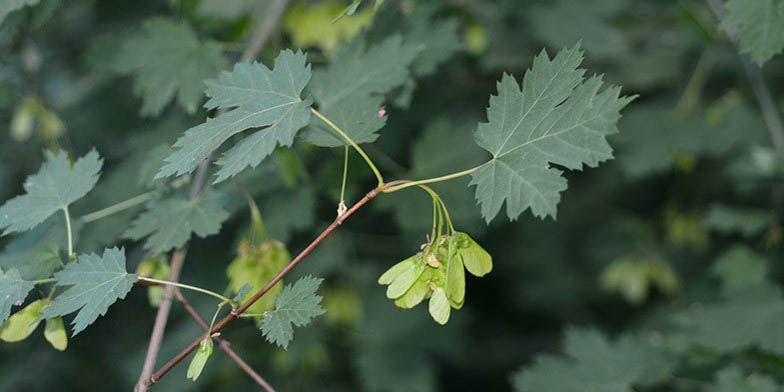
142,185 -> 384,387
173,290 -> 275,392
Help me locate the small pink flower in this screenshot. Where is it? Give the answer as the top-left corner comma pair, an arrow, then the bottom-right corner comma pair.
14,300 -> 21,306
378,108 -> 387,118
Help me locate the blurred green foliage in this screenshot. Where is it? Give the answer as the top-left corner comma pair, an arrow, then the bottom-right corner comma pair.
1,0 -> 784,390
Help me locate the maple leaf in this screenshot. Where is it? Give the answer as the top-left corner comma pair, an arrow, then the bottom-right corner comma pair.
302,35 -> 417,147
722,0 -> 784,66
0,150 -> 102,235
123,190 -> 229,254
511,327 -> 672,392
39,247 -> 138,336
261,275 -> 325,349
113,17 -> 227,116
156,49 -> 311,182
0,268 -> 34,325
470,43 -> 634,222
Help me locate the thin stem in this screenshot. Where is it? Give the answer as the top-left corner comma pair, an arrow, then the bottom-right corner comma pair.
62,207 -> 73,259
80,191 -> 156,223
430,197 -> 438,243
436,194 -> 455,234
340,145 -> 349,205
173,290 -> 276,391
33,278 -> 55,285
143,185 -> 383,387
310,108 -> 385,187
138,277 -> 234,304
136,249 -> 187,391
206,303 -> 226,340
383,163 -> 486,193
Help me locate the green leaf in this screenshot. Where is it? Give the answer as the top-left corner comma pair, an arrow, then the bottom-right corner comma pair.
0,216 -> 66,280
428,287 -> 450,325
156,49 -> 312,182
0,0 -> 39,24
39,247 -> 138,336
0,268 -> 35,325
303,35 -> 417,147
187,338 -> 214,381
455,232 -> 492,277
712,246 -> 769,294
511,327 -> 673,392
705,204 -> 772,237
674,284 -> 784,355
261,275 -> 326,349
112,17 -> 227,116
0,299 -> 45,342
711,366 -> 779,392
124,191 -> 229,255
0,150 -> 102,235
470,44 -> 634,221
722,0 -> 784,66
43,316 -> 68,351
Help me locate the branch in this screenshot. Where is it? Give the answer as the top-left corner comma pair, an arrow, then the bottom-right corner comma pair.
173,290 -> 276,392
135,2 -> 291,388
141,185 -> 387,387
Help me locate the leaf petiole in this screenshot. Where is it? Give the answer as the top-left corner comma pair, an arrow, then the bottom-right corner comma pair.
382,163 -> 488,193
80,191 -> 157,223
62,207 -> 74,260
310,108 -> 385,187
138,277 -> 234,304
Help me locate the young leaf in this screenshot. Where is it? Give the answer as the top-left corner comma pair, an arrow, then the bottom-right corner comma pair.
0,150 -> 102,235
39,247 -> 138,336
156,50 -> 312,182
722,0 -> 784,66
112,17 -> 228,116
511,328 -> 673,392
43,316 -> 68,351
261,275 -> 326,349
0,268 -> 35,325
0,0 -> 39,24
187,338 -> 214,381
0,299 -> 45,342
470,44 -> 634,222
124,191 -> 229,254
428,287 -> 450,325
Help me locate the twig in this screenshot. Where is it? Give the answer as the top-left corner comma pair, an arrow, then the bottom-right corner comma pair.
141,184 -> 388,387
173,290 -> 275,392
135,248 -> 187,391
135,3 -> 291,389
240,0 -> 290,63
